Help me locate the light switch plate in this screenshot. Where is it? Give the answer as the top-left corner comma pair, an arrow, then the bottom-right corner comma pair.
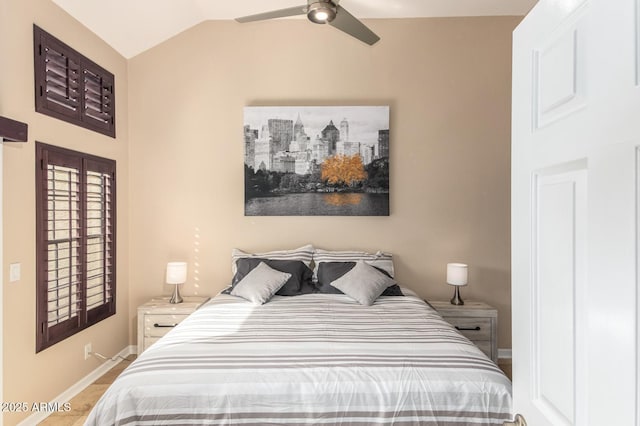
9,263 -> 20,282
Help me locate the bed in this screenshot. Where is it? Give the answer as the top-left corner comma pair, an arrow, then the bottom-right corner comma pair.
87,247 -> 512,425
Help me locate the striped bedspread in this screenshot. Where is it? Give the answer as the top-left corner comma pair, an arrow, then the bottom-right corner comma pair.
87,291 -> 512,425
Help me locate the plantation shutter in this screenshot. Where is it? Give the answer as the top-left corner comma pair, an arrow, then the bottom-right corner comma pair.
82,66 -> 114,135
41,152 -> 83,344
34,25 -> 116,138
38,38 -> 81,120
36,143 -> 116,352
85,159 -> 115,323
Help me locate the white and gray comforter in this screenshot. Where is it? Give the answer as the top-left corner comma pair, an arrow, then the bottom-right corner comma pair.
87,291 -> 512,425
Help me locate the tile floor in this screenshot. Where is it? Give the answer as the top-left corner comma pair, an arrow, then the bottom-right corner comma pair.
37,356 -> 513,424
38,356 -> 135,426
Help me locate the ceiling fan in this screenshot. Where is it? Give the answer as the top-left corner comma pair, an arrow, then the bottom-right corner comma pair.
235,0 -> 380,46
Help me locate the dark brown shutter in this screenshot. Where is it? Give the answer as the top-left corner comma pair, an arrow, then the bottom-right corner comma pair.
82,64 -> 115,136
36,143 -> 116,352
36,147 -> 83,350
34,25 -> 115,138
85,160 -> 116,323
34,27 -> 81,121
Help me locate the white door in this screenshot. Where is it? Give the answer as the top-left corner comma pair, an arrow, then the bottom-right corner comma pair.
512,0 -> 639,425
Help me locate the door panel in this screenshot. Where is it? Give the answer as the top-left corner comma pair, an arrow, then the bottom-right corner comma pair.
532,166 -> 587,426
533,4 -> 587,129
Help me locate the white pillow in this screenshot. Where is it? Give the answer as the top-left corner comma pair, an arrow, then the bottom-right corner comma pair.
329,260 -> 397,306
231,244 -> 314,275
231,262 -> 292,305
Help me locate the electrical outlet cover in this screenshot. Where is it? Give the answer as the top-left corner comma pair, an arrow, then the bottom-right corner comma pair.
9,263 -> 20,282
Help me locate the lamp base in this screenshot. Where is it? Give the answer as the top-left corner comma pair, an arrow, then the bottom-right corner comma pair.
450,286 -> 464,305
169,285 -> 183,304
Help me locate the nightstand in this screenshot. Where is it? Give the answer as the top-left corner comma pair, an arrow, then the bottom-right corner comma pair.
429,300 -> 498,363
137,296 -> 210,354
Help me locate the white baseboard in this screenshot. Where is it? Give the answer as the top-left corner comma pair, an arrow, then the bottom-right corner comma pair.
17,345 -> 135,426
498,348 -> 512,360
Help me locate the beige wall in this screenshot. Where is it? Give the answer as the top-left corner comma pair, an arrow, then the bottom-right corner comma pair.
128,17 -> 517,348
1,0 -> 129,424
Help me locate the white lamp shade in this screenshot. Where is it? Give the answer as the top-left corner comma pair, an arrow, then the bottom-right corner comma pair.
166,262 -> 187,285
446,263 -> 468,286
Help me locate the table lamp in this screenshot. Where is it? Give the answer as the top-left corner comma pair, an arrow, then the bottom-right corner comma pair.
447,263 -> 468,305
166,261 -> 187,304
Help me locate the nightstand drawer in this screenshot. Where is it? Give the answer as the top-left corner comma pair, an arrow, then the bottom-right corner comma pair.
474,340 -> 492,358
428,300 -> 498,363
144,314 -> 189,337
137,296 -> 210,354
446,317 -> 492,341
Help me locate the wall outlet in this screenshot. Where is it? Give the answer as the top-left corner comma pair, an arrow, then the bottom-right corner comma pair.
84,343 -> 92,360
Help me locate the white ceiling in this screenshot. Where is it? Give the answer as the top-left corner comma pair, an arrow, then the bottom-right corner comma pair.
51,0 -> 538,58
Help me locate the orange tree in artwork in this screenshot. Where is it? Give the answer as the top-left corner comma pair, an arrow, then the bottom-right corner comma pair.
321,154 -> 368,187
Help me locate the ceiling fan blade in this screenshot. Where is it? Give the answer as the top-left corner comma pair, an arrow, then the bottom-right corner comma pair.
329,5 -> 380,45
235,5 -> 308,23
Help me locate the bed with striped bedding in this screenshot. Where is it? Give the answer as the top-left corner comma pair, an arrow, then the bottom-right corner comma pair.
87,290 -> 512,425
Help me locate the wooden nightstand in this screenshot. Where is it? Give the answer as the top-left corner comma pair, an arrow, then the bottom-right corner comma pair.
137,296 -> 210,354
429,300 -> 498,363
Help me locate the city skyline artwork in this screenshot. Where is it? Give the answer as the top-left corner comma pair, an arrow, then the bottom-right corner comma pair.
243,106 -> 390,216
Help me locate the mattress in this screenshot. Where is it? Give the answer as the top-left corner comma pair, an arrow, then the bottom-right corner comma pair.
86,290 -> 512,425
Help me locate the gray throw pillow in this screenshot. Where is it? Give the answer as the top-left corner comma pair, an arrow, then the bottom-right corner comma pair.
329,260 -> 397,306
315,261 -> 403,296
226,258 -> 313,296
231,261 -> 292,305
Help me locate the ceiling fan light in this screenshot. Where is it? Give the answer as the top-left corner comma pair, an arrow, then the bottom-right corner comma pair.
307,2 -> 336,24
315,11 -> 329,21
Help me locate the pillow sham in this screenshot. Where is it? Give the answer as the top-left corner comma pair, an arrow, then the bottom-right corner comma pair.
329,260 -> 398,306
232,244 -> 314,275
224,258 -> 314,296
312,248 -> 395,278
230,261 -> 291,305
315,261 -> 403,296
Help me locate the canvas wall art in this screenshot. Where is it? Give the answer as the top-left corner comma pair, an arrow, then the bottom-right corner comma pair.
243,106 -> 390,216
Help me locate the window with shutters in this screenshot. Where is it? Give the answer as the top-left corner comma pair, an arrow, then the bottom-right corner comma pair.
36,142 -> 116,352
33,25 -> 115,138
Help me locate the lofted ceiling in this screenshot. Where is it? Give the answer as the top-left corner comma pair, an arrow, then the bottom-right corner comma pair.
51,0 -> 538,58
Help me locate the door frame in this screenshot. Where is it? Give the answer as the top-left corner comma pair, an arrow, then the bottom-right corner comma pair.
637,147 -> 640,426
1,142 -> 4,426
